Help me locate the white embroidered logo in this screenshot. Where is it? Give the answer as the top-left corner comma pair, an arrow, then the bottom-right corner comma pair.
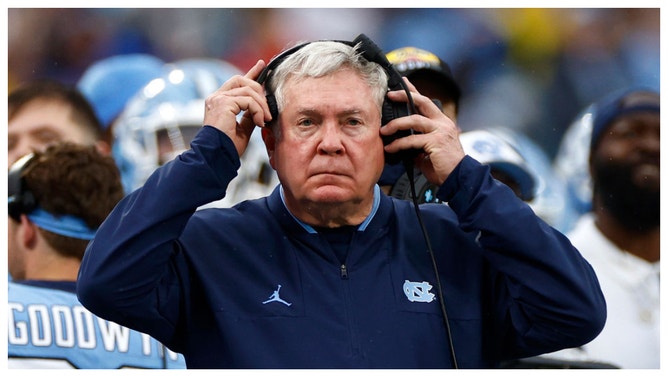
403,280 -> 435,303
263,284 -> 292,306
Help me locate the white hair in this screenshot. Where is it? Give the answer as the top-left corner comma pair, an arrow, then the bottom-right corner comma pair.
266,40 -> 389,121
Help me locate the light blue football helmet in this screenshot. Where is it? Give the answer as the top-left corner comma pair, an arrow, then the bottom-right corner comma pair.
77,54 -> 167,128
488,127 -> 576,233
113,58 -> 279,205
552,104 -> 596,232
459,129 -> 536,202
113,58 -> 242,194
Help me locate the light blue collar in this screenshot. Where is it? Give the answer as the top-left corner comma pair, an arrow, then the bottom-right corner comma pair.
279,184 -> 381,234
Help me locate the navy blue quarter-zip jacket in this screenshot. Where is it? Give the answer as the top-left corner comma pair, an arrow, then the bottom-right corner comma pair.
77,125 -> 606,368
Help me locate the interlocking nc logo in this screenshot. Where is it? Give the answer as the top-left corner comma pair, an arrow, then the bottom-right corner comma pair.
403,280 -> 435,303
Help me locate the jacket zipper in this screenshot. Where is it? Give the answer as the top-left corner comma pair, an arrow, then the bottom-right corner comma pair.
340,264 -> 348,279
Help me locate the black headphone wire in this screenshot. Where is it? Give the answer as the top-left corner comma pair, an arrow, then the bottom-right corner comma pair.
402,155 -> 459,369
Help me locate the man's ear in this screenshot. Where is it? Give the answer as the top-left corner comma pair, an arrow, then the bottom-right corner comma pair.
94,140 -> 112,156
261,127 -> 277,169
19,214 -> 39,250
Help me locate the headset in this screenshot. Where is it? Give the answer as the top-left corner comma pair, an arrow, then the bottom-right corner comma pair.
257,33 -> 458,368
8,153 -> 38,222
8,152 -> 98,240
256,33 -> 420,166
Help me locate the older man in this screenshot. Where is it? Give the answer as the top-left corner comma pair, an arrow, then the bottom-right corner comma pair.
77,34 -> 605,369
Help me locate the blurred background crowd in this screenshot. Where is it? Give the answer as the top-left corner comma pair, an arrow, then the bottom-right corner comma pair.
7,8 -> 660,159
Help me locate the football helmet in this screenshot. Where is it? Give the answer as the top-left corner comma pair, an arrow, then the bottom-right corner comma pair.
77,54 -> 166,127
552,105 -> 595,231
489,127 -> 575,232
459,129 -> 536,202
113,58 -> 279,205
113,58 -> 241,193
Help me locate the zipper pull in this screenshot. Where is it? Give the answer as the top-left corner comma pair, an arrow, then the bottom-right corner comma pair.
340,264 -> 349,279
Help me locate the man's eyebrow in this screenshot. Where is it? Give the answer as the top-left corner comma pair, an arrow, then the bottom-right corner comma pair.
294,107 -> 319,116
294,107 -> 366,116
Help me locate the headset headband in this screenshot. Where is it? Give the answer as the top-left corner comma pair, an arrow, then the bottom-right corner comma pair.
257,34 -> 408,95
256,38 -> 352,85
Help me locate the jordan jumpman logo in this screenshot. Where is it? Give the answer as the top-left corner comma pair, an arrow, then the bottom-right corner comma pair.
263,284 -> 292,306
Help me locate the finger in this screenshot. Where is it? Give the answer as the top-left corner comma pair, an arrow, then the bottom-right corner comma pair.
245,60 -> 272,123
224,88 -> 269,128
218,74 -> 272,124
245,59 -> 267,81
379,112 -> 435,137
401,76 -> 418,92
203,87 -> 263,129
226,85 -> 272,123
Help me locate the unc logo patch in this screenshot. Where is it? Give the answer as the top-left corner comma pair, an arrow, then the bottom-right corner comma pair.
403,280 -> 435,303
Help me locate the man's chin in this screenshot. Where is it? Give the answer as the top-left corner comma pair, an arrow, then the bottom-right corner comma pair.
307,185 -> 354,204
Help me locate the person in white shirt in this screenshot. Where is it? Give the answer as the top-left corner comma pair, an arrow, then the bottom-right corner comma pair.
544,88 -> 659,369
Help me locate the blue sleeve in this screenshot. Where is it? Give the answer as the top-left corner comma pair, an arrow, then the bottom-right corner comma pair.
77,126 -> 240,351
438,156 -> 607,360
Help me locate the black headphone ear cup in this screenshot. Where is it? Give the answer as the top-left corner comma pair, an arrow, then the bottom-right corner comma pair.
381,98 -> 395,126
381,97 -> 412,165
381,95 -> 410,126
23,191 -> 37,213
8,188 -> 36,221
8,199 -> 21,221
8,154 -> 38,221
266,94 -> 279,120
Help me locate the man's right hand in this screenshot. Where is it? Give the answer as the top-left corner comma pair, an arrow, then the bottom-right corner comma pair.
203,59 -> 271,157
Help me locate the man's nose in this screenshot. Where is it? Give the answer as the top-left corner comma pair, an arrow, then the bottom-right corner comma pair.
317,122 -> 345,155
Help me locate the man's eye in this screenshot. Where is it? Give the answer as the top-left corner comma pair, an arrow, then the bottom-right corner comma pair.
35,130 -> 62,144
613,128 -> 639,140
346,118 -> 362,126
298,118 -> 314,127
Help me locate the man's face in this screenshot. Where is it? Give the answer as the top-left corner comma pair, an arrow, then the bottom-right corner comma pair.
265,68 -> 385,220
408,76 -> 457,121
591,110 -> 660,230
8,99 -> 96,167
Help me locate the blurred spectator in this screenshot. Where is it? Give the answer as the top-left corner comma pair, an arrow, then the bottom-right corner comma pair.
381,46 -> 542,210
536,9 -> 659,158
8,79 -> 109,167
385,46 -> 461,119
379,46 -> 461,201
7,142 -> 186,368
543,88 -> 660,368
8,9 -> 108,88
